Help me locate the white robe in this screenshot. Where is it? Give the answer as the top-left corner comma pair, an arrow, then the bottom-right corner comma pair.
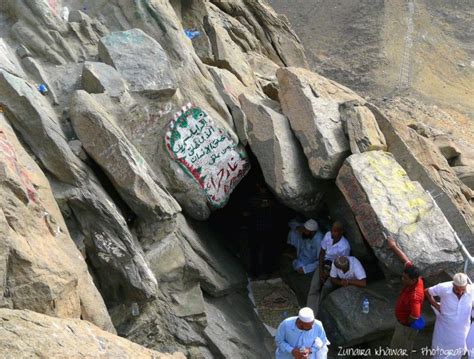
466,309 -> 474,359
428,282 -> 472,359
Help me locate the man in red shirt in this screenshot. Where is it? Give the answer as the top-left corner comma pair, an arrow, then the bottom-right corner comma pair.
387,237 -> 424,358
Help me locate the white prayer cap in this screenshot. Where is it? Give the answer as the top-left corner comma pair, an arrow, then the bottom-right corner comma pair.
453,273 -> 468,287
304,219 -> 318,232
298,307 -> 315,323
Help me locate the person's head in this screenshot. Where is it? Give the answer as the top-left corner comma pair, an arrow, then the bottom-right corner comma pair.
295,307 -> 314,331
453,273 -> 468,297
334,256 -> 349,272
302,219 -> 318,239
401,265 -> 420,287
331,221 -> 343,242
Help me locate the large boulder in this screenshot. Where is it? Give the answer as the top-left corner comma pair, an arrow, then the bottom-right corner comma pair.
336,151 -> 463,276
453,166 -> 474,190
146,214 -> 247,297
369,104 -> 474,251
203,3 -> 255,86
70,90 -> 181,220
0,70 -> 83,184
0,309 -> 184,358
82,61 -> 128,98
277,67 -> 364,179
208,67 -> 251,145
0,114 -> 114,333
319,282 -> 396,346
0,39 -> 25,77
99,29 -> 177,96
340,101 -> 387,154
319,281 -> 435,347
203,293 -> 273,358
0,70 -> 158,304
239,94 -> 324,213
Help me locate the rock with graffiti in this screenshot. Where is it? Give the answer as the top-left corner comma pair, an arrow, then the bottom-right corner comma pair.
166,104 -> 250,208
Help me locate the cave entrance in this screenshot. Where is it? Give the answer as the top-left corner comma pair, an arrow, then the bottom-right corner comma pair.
208,148 -> 333,306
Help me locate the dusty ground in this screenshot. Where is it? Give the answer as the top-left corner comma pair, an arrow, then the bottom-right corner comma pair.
268,0 -> 473,143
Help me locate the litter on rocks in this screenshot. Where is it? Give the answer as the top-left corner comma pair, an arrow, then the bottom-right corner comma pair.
38,84 -> 48,95
185,29 -> 201,40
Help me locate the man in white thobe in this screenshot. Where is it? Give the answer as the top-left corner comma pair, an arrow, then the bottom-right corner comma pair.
425,273 -> 472,359
275,307 -> 329,359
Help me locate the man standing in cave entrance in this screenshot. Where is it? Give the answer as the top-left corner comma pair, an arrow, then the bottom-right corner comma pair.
307,221 -> 350,315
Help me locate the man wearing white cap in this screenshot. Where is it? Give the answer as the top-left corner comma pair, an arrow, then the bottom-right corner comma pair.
425,273 -> 472,358
284,219 -> 323,304
287,219 -> 323,275
275,307 -> 329,359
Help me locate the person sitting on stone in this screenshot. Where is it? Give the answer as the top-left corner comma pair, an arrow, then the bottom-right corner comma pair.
318,255 -> 367,306
307,221 -> 351,314
282,219 -> 323,305
287,219 -> 323,275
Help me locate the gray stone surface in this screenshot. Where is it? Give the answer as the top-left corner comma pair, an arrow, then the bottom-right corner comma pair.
432,135 -> 461,161
319,281 -> 434,347
70,90 -> 181,220
239,93 -> 324,213
453,166 -> 474,190
0,115 -> 114,333
369,104 -> 474,252
203,293 -> 273,358
0,71 -> 158,303
203,3 -> 255,86
208,67 -> 251,145
336,151 -> 464,277
0,309 -> 184,358
340,101 -> 387,154
99,29 -> 177,96
0,70 -> 83,185
0,39 -> 24,77
453,140 -> 474,167
277,67 -> 364,178
82,61 -> 127,98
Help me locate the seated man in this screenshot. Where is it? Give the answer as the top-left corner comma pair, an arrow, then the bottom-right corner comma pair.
288,219 -> 323,275
275,307 -> 329,359
282,219 -> 323,305
320,255 -> 367,301
307,221 -> 351,315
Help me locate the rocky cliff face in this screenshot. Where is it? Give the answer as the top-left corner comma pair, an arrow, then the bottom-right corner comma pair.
0,0 -> 472,357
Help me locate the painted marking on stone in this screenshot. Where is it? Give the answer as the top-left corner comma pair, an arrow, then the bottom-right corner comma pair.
165,105 -> 250,208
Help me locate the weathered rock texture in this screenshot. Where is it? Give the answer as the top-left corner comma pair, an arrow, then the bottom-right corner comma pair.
369,104 -> 474,251
239,94 -> 324,213
0,309 -> 184,358
337,151 -> 463,276
99,29 -> 177,95
319,281 -> 434,346
277,67 -> 364,179
70,90 -> 181,220
340,101 -> 387,154
0,0 -> 470,355
0,114 -> 114,333
82,61 -> 128,98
